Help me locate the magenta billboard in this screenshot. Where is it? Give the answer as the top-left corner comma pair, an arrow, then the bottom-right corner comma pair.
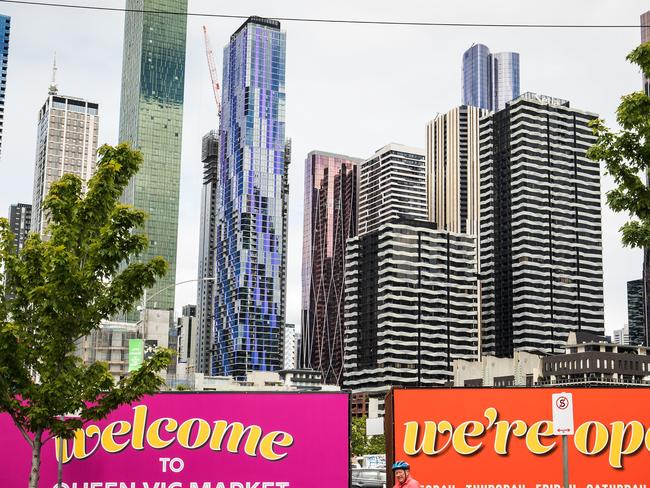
0,392 -> 350,488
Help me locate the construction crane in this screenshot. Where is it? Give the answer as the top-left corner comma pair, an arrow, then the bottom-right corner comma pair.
202,25 -> 222,120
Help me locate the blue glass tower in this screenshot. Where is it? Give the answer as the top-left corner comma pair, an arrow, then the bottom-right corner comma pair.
462,44 -> 520,112
214,17 -> 288,378
0,15 -> 10,157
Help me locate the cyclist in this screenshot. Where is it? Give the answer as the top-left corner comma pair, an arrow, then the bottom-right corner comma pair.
392,460 -> 419,487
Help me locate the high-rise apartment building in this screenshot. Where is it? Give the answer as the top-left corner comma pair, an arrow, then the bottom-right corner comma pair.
196,130 -> 219,374
0,15 -> 10,157
214,16 -> 288,378
118,0 -> 187,315
31,89 -> 99,235
627,279 -> 645,346
480,93 -> 604,357
343,219 -> 478,399
462,43 -> 520,112
282,323 -> 297,370
301,151 -> 360,384
426,105 -> 488,235
8,203 -> 31,253
357,144 -> 426,236
640,10 -> 650,345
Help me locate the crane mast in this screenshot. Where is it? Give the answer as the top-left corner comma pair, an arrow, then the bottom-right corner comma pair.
202,25 -> 222,120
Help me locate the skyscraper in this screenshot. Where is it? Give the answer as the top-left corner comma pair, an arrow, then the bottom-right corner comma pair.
462,43 -> 520,112
301,151 -> 360,384
195,130 -> 219,374
31,87 -> 99,235
8,203 -> 31,253
118,0 -> 187,315
343,219 -> 478,401
640,10 -> 650,345
358,144 -> 426,236
214,16 -> 288,378
426,105 -> 488,235
480,93 -> 604,357
0,15 -> 10,157
627,279 -> 645,346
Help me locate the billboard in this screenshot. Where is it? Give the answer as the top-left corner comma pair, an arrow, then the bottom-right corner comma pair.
128,338 -> 144,372
387,388 -> 650,487
0,392 -> 349,488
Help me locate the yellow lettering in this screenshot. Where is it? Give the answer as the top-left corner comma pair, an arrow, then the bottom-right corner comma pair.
210,421 -> 262,456
69,425 -> 101,463
54,438 -> 72,464
574,421 -> 609,455
146,418 -> 178,449
101,421 -> 132,454
452,421 -> 485,455
403,421 -> 452,456
493,419 -> 527,455
525,421 -> 556,455
608,421 -> 644,468
259,431 -> 294,461
132,405 -> 148,450
177,418 -> 211,449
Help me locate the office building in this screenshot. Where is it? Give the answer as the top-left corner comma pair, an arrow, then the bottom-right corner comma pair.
343,219 -> 478,399
0,15 -> 9,156
613,325 -> 630,346
214,16 -> 288,378
118,0 -> 187,316
479,92 -> 605,358
301,150 -> 360,384
357,144 -> 426,236
462,43 -> 520,112
177,304 -> 197,370
31,85 -> 99,235
8,203 -> 31,253
426,105 -> 488,235
628,279 -> 645,346
196,130 -> 219,374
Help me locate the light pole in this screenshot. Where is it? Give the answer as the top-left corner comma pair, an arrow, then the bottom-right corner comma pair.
56,413 -> 80,488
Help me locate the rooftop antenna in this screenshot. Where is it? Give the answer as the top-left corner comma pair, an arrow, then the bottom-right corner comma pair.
48,52 -> 58,95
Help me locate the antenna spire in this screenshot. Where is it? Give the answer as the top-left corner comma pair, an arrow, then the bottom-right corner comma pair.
48,52 -> 58,95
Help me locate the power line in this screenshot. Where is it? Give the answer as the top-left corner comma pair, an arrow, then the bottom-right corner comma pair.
1,0 -> 648,29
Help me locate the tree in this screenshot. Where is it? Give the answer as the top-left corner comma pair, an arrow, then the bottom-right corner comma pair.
588,43 -> 650,249
351,416 -> 386,457
0,143 -> 173,488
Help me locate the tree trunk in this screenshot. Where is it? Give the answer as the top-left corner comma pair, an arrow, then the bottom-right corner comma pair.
28,430 -> 43,488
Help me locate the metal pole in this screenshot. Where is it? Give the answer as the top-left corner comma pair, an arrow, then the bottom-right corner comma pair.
57,437 -> 63,488
562,434 -> 569,488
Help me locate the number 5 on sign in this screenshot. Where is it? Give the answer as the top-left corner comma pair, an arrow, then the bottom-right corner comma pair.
552,392 -> 574,435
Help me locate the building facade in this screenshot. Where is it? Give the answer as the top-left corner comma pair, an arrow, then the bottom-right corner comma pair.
177,304 -> 197,370
214,17 -> 288,378
462,43 -> 520,112
8,203 -> 31,253
479,92 -> 605,358
358,144 -> 426,236
282,323 -> 297,370
0,15 -> 9,157
640,10 -> 650,346
301,151 -> 360,384
196,130 -> 219,374
426,105 -> 488,235
31,91 -> 99,235
628,279 -> 645,346
343,219 -> 478,398
118,0 -> 187,315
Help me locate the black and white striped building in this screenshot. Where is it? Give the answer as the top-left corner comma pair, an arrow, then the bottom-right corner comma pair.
342,219 -> 478,397
479,92 -> 605,358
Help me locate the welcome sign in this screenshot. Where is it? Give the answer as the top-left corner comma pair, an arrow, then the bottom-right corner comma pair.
0,392 -> 350,488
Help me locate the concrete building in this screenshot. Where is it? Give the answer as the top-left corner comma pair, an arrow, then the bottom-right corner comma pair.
77,320 -> 139,380
343,219 -> 478,404
8,203 -> 31,253
31,83 -> 99,235
613,324 -> 630,346
480,92 -> 604,358
301,150 -> 360,384
357,144 -> 426,236
177,304 -> 197,372
282,323 -> 297,370
453,351 -> 542,387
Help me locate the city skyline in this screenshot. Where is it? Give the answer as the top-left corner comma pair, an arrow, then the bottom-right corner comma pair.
0,0 -> 646,334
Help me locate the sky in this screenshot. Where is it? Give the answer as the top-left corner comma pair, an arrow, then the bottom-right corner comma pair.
0,0 -> 647,335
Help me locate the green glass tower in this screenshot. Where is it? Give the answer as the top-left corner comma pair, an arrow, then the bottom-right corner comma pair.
118,0 -> 187,317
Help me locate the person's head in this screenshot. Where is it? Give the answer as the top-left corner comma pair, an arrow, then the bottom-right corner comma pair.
392,461 -> 410,483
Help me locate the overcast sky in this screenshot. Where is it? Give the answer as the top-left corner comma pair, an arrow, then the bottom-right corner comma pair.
0,0 -> 647,334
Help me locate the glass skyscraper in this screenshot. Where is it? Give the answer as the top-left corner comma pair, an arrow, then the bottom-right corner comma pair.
462,43 -> 520,112
214,17 -> 288,378
0,15 -> 9,157
118,0 -> 187,316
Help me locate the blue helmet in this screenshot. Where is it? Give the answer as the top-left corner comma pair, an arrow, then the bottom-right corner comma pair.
392,461 -> 410,471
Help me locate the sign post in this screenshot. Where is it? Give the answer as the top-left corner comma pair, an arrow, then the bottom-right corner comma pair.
552,392 -> 574,488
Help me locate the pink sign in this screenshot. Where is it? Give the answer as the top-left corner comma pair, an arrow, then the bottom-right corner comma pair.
0,392 -> 350,488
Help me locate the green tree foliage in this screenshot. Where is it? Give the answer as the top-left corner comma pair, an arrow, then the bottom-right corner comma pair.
0,143 -> 172,488
588,43 -> 650,248
351,416 -> 386,456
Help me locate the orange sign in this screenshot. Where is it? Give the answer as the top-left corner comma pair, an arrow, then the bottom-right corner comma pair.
388,388 -> 650,487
